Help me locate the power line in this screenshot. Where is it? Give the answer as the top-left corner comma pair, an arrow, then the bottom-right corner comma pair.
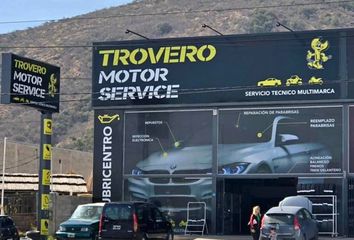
61,77 -> 90,80
0,153 -> 38,170
0,78 -> 353,99
0,79 -> 351,123
2,30 -> 354,49
0,121 -> 40,125
0,44 -> 92,49
0,0 -> 352,25
0,98 -> 90,110
6,160 -> 33,170
0,120 -> 41,124
5,157 -> 36,170
0,78 -> 351,107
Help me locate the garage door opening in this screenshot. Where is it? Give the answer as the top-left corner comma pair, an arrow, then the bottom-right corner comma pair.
218,178 -> 298,235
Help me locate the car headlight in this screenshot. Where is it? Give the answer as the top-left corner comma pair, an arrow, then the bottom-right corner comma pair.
131,167 -> 144,175
220,162 -> 249,174
59,226 -> 66,232
80,227 -> 89,232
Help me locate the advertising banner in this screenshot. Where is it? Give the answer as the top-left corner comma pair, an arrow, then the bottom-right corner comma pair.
92,30 -> 347,108
94,109 -> 213,232
218,106 -> 342,174
124,110 -> 213,175
93,110 -> 123,202
1,53 -> 60,112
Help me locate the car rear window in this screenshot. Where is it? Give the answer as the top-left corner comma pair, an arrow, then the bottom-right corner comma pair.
265,214 -> 294,225
104,204 -> 133,221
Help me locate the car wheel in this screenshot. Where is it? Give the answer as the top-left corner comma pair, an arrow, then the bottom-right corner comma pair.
256,164 -> 272,173
166,231 -> 173,240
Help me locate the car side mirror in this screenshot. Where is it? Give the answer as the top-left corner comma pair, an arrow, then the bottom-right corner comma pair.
278,134 -> 299,144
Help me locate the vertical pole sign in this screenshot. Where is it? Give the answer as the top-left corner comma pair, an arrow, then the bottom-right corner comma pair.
1,53 -> 60,240
38,113 -> 52,237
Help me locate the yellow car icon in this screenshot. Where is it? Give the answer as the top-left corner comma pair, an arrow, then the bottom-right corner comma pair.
286,75 -> 303,86
308,76 -> 323,85
257,78 -> 282,87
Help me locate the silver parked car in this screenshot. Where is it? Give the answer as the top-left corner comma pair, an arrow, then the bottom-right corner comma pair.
260,206 -> 318,240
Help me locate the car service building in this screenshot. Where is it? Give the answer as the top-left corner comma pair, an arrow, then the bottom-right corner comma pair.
91,28 -> 354,236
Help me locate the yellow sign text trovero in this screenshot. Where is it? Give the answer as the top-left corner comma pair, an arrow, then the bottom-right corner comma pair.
99,45 -> 217,66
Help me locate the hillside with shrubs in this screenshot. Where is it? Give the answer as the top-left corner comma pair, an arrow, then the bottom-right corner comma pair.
0,0 -> 353,151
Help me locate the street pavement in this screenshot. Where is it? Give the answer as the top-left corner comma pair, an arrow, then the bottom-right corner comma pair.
174,235 -> 354,240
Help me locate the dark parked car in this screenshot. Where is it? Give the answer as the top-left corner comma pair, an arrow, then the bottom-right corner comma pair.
56,202 -> 105,240
99,202 -> 173,240
0,216 -> 19,240
260,206 -> 318,240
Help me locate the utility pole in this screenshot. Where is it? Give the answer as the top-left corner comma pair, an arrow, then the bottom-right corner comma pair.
1,137 -> 7,215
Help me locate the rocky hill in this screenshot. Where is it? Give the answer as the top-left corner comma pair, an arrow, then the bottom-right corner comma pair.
0,0 -> 353,151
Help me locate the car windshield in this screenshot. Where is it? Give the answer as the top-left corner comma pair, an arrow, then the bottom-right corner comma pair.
70,205 -> 103,220
219,112 -> 273,144
265,214 -> 294,225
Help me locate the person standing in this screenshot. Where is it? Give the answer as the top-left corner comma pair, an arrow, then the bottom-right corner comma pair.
248,206 -> 261,240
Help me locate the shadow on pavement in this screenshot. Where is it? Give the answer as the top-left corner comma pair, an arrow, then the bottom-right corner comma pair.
175,235 -> 354,240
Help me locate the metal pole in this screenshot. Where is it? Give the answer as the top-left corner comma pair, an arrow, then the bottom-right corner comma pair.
1,137 -> 6,215
38,113 -> 52,240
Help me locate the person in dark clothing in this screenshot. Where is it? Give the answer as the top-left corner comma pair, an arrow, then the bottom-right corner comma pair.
248,206 -> 262,240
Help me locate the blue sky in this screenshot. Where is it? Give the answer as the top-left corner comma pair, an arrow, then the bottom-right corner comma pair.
0,0 -> 133,34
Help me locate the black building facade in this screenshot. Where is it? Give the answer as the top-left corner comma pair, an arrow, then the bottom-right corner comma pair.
92,28 -> 354,236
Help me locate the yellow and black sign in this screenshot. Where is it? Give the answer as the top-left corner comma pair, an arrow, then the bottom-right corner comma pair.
42,169 -> 51,185
43,144 -> 52,160
44,119 -> 52,135
92,30 -> 345,108
0,53 -> 60,112
307,37 -> 331,70
48,74 -> 58,98
41,194 -> 50,210
40,219 -> 49,235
